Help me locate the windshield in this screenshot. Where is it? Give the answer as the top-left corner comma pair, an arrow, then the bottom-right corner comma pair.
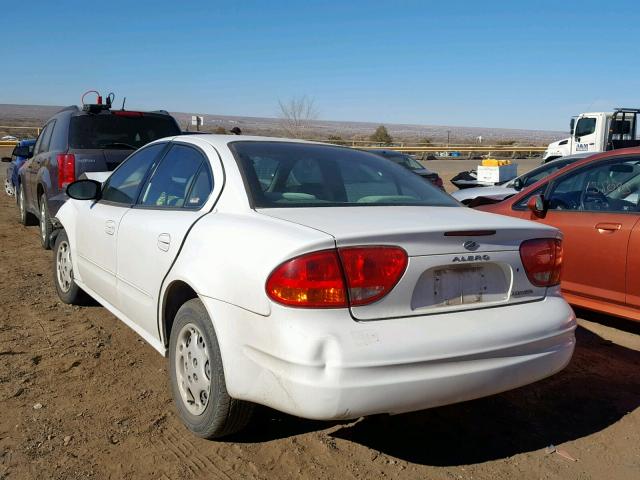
518,159 -> 574,187
389,155 -> 424,171
231,142 -> 458,208
68,114 -> 180,149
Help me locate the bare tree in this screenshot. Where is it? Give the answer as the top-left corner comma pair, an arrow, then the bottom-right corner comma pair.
277,96 -> 318,138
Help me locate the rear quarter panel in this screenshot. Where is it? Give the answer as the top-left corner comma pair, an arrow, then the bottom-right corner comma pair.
162,211 -> 335,320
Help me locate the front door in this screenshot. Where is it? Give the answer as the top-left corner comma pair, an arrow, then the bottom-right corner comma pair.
116,142 -> 216,340
537,156 -> 640,305
572,116 -> 599,155
75,143 -> 167,305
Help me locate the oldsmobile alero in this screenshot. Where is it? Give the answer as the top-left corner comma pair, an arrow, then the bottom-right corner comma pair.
52,135 -> 576,438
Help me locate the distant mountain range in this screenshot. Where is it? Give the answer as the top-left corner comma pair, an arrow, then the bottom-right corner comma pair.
0,104 -> 565,145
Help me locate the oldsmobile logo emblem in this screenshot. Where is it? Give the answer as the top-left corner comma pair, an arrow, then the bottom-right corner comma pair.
463,240 -> 480,251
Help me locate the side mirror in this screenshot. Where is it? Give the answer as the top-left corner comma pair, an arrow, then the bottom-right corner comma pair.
66,179 -> 101,201
1,157 -> 11,163
569,118 -> 575,135
527,194 -> 546,218
512,177 -> 523,191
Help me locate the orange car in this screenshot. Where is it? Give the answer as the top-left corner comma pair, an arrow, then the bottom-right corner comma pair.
477,148 -> 640,321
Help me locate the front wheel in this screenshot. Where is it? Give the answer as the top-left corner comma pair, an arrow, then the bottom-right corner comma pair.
39,194 -> 52,250
169,298 -> 254,438
53,229 -> 84,304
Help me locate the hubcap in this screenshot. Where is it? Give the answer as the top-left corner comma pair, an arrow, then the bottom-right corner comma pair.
56,240 -> 73,293
40,202 -> 47,241
175,323 -> 211,416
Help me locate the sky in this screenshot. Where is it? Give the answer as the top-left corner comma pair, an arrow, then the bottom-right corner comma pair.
1,0 -> 640,131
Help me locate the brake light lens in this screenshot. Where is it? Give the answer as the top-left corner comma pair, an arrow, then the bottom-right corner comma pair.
57,154 -> 76,190
519,238 -> 563,287
266,250 -> 347,308
266,246 -> 408,308
112,110 -> 143,117
339,246 -> 408,306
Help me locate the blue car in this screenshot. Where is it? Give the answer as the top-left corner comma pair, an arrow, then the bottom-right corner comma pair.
2,139 -> 36,197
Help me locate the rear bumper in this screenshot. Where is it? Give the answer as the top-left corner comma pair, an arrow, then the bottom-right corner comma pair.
202,294 -> 576,420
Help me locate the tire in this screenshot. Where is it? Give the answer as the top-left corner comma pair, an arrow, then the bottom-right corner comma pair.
17,184 -> 37,226
169,298 -> 254,438
53,229 -> 84,304
39,194 -> 52,250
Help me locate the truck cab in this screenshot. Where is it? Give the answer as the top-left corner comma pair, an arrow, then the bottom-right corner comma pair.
543,108 -> 640,162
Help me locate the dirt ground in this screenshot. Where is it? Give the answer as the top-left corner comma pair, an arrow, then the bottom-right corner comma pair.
1,159 -> 640,480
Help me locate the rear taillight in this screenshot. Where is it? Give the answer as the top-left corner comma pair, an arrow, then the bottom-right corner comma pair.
266,250 -> 347,308
57,154 -> 76,190
339,247 -> 408,306
266,246 -> 408,308
519,238 -> 563,287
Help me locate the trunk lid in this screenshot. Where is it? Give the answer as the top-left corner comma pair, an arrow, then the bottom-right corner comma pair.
260,206 -> 559,320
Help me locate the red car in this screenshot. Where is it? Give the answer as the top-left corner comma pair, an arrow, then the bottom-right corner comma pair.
477,148 -> 640,321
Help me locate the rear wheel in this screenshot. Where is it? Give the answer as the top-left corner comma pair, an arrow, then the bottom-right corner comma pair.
169,298 -> 253,438
39,194 -> 52,250
53,230 -> 84,304
17,185 -> 36,226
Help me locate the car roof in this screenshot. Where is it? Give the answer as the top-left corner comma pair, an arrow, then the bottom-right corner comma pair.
509,146 -> 640,203
166,134 -> 332,150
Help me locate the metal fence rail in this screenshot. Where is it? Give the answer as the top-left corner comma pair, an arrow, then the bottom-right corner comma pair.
0,125 -> 547,155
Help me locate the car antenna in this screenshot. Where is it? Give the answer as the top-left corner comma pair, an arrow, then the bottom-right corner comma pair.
121,97 -> 127,111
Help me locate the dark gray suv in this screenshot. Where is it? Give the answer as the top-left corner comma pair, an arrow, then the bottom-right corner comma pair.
17,105 -> 181,248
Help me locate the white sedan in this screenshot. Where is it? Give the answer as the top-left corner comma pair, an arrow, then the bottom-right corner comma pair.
53,135 -> 576,438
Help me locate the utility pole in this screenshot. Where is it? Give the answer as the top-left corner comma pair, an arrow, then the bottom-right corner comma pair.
447,130 -> 451,148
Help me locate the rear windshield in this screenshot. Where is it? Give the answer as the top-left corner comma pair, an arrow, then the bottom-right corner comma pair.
231,141 -> 458,208
387,154 -> 425,171
68,114 -> 180,150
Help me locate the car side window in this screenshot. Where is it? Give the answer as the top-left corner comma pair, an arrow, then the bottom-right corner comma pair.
101,143 -> 166,205
33,123 -> 51,156
139,144 -> 210,208
514,186 -> 546,209
547,157 -> 640,212
39,121 -> 56,153
185,166 -> 213,208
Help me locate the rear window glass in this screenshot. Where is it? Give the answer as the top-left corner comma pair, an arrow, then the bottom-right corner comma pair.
69,114 -> 180,150
231,142 -> 458,208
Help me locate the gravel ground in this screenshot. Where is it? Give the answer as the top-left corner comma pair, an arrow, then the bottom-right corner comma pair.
0,160 -> 639,480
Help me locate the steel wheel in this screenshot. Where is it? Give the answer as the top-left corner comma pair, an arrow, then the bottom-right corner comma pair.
56,240 -> 73,293
175,322 -> 212,416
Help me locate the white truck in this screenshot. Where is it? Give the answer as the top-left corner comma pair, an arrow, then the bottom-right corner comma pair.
543,107 -> 640,162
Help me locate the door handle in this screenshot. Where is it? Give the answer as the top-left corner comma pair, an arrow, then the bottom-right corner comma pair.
157,233 -> 171,252
595,222 -> 621,234
105,220 -> 116,235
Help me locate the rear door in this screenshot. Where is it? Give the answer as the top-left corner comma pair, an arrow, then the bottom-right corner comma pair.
26,122 -> 54,210
531,156 -> 640,304
627,219 -> 640,309
116,141 -> 221,339
74,143 -> 166,305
